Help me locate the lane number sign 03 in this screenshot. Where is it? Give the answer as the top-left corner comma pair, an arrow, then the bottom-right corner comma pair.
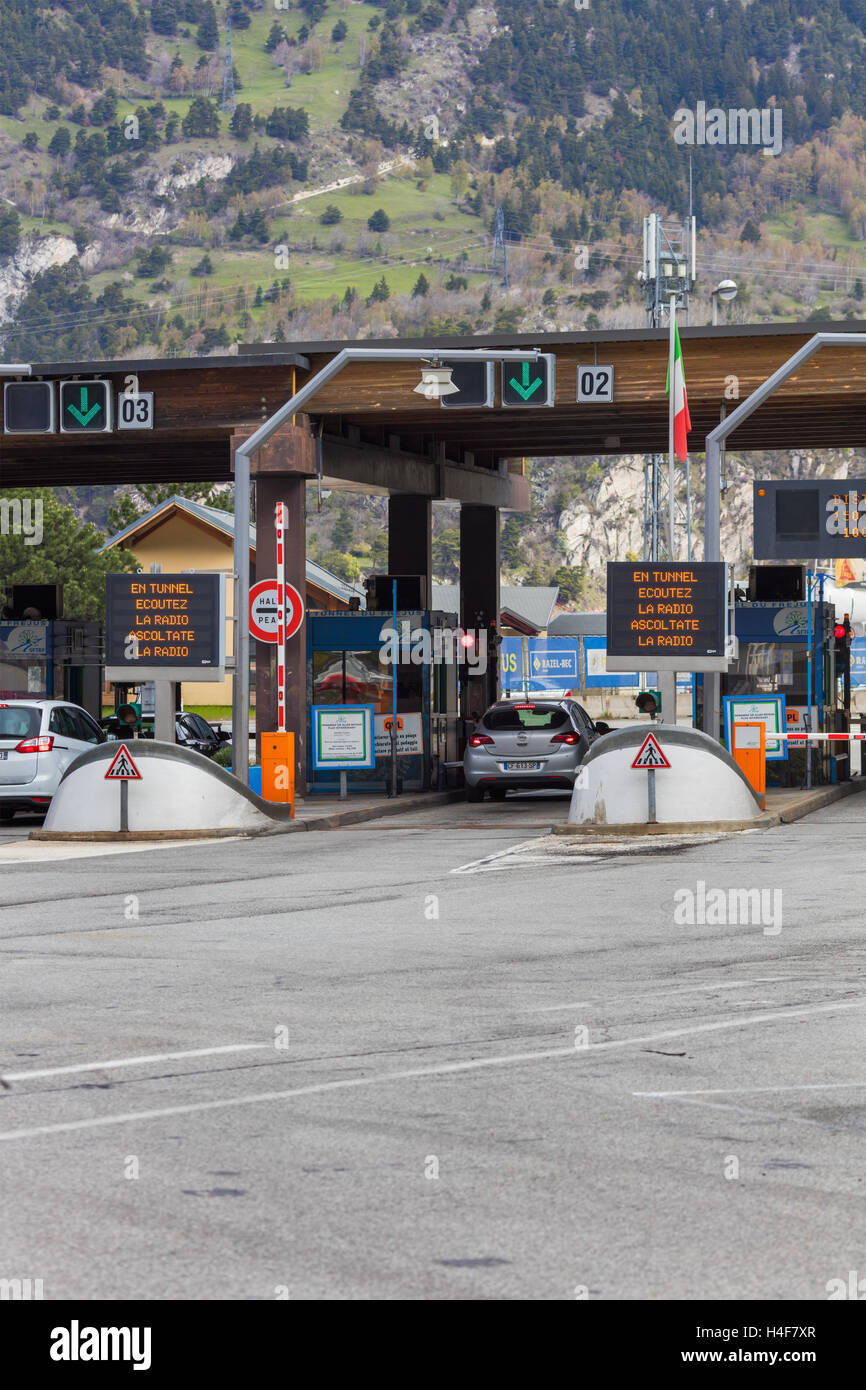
117,392 -> 155,430
577,366 -> 614,402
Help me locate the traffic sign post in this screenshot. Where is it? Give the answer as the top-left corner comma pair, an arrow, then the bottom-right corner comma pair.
248,579 -> 305,643
104,745 -> 142,833
275,502 -> 286,732
631,733 -> 670,825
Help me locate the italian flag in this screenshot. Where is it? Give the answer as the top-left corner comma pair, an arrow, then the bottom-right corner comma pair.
666,322 -> 692,462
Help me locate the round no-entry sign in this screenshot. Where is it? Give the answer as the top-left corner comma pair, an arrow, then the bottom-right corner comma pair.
249,579 -> 305,643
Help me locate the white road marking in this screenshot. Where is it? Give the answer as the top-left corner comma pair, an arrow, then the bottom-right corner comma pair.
524,978 -> 796,1012
451,829 -> 732,874
3,996 -> 866,1142
1,1044 -> 269,1082
635,1080 -> 866,1098
0,837 -> 237,864
452,838 -> 574,874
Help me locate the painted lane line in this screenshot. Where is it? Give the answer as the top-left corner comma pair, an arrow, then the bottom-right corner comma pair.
1,1044 -> 269,1083
0,837 -> 238,864
452,837 -> 569,874
3,996 -> 866,1142
450,834 -> 544,867
524,978 -> 801,1012
635,1080 -> 866,1098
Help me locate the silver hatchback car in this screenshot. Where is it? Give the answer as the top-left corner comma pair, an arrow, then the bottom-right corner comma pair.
0,699 -> 107,822
463,699 -> 599,801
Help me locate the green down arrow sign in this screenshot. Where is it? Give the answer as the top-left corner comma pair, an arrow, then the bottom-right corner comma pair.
60,380 -> 110,432
502,354 -> 554,407
66,386 -> 102,426
508,361 -> 544,400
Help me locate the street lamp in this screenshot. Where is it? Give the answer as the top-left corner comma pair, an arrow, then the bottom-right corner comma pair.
413,364 -> 459,399
711,279 -> 738,326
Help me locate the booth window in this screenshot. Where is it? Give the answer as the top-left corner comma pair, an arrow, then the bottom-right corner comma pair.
312,649 -> 422,713
724,642 -> 809,700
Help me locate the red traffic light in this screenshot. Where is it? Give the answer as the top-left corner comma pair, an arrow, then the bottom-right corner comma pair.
835,623 -> 846,640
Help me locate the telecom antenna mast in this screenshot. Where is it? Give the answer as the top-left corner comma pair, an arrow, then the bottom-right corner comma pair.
221,12 -> 236,113
490,205 -> 509,290
641,212 -> 696,560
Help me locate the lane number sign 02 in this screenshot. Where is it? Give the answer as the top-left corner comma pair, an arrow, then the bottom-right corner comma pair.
117,391 -> 155,430
577,366 -> 614,403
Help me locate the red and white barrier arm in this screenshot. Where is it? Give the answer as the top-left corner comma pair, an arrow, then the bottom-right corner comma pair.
776,732 -> 866,741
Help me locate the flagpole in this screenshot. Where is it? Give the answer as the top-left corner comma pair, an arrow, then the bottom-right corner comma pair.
668,293 -> 677,559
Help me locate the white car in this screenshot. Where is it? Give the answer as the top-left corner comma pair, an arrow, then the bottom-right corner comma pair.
0,699 -> 107,822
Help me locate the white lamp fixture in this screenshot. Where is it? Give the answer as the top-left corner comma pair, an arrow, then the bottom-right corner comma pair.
414,365 -> 459,399
711,279 -> 738,325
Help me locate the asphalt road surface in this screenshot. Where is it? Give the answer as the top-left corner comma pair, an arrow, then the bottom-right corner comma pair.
2,790 -> 866,1301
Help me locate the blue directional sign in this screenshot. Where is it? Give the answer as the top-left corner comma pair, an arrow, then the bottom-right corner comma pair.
851,636 -> 866,688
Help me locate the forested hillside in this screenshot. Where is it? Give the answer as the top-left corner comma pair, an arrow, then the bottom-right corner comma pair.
3,0 -> 866,596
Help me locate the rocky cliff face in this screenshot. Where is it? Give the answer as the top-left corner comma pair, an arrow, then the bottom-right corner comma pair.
557,448 -> 862,600
0,232 -> 79,325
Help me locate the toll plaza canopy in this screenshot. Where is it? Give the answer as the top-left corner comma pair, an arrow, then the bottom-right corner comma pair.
6,319 -> 866,495
6,319 -> 866,791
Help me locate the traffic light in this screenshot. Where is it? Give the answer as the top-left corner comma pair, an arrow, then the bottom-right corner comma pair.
440,360 -> 495,408
59,379 -> 112,433
635,689 -> 661,718
116,702 -> 142,729
4,381 -> 55,434
834,614 -> 852,672
501,354 -> 556,408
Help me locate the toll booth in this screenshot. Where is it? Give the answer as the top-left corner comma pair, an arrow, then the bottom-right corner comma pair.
306,610 -> 460,793
713,600 -> 839,785
0,619 -> 103,719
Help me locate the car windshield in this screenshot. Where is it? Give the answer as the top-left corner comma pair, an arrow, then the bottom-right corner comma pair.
0,705 -> 41,739
482,704 -> 569,731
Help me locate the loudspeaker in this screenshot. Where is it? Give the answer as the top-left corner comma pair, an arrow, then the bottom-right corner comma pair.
364,574 -> 427,609
1,583 -> 63,619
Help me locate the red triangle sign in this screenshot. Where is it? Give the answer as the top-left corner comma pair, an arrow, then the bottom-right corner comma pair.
631,733 -> 670,769
104,745 -> 142,780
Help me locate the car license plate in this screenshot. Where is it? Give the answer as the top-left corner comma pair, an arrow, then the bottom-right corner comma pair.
0,751 -> 7,760
503,760 -> 543,771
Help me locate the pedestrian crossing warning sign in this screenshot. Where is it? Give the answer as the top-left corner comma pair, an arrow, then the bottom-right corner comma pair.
104,746 -> 142,780
631,733 -> 670,769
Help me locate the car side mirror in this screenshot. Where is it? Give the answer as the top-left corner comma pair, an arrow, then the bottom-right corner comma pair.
594,721 -> 612,735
